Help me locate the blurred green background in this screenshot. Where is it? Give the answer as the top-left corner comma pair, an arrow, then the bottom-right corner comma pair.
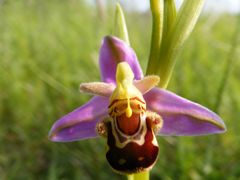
0,0 -> 239,179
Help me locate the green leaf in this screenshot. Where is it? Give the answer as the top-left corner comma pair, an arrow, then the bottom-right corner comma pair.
113,3 -> 130,45
146,0 -> 164,75
162,0 -> 176,44
157,0 -> 205,88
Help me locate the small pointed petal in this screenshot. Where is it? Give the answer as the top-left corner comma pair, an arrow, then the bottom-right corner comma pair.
144,88 -> 226,136
80,82 -> 114,97
49,96 -> 109,142
134,75 -> 160,94
99,36 -> 143,84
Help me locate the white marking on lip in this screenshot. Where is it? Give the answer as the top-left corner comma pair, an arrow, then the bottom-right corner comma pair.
111,113 -> 148,148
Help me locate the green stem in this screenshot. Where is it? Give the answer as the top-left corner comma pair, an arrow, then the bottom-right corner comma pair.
162,0 -> 176,44
146,0 -> 164,75
157,0 -> 205,88
127,171 -> 150,180
127,174 -> 134,180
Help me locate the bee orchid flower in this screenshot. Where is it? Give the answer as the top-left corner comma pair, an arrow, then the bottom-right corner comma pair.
49,36 -> 226,174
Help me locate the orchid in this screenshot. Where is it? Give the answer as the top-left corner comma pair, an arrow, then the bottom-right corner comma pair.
49,36 -> 226,175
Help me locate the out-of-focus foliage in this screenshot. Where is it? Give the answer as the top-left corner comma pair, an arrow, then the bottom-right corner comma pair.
0,1 -> 239,179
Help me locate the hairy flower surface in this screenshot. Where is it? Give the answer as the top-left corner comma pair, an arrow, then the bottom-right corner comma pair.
49,36 -> 226,174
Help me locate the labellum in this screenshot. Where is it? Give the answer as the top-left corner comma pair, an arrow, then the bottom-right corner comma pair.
97,62 -> 162,174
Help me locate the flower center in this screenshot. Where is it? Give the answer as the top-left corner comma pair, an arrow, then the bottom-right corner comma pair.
109,62 -> 147,135
116,112 -> 140,135
109,97 -> 146,135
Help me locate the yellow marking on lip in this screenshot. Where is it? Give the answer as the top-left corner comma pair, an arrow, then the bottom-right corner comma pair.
126,98 -> 132,117
109,62 -> 145,119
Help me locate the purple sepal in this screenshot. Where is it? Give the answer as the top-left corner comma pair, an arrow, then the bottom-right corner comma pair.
99,36 -> 143,84
49,96 -> 109,142
144,88 -> 226,136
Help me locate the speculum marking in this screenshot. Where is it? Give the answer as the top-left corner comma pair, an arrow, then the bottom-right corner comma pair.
105,117 -> 159,174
